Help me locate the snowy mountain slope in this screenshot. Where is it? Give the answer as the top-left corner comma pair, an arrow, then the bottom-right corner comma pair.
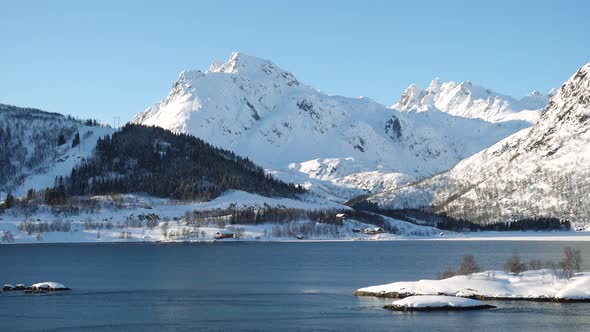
133,52 -> 529,198
392,79 -> 549,124
372,62 -> 590,225
0,104 -> 113,195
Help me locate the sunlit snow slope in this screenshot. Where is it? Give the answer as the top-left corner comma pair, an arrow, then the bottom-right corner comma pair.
133,52 -> 533,200
373,62 -> 590,225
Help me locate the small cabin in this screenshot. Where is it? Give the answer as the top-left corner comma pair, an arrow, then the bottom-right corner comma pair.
214,230 -> 234,240
336,213 -> 348,220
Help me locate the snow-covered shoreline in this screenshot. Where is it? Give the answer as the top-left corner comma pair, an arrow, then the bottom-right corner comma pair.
2,190 -> 590,245
3,232 -> 590,245
354,270 -> 590,302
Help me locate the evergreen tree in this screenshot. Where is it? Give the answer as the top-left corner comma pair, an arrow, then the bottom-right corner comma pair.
72,131 -> 80,148
2,192 -> 14,209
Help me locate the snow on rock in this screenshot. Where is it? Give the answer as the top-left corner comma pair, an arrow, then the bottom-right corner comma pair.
392,79 -> 547,124
132,52 -> 528,198
31,281 -> 69,290
384,295 -> 495,311
354,270 -> 590,301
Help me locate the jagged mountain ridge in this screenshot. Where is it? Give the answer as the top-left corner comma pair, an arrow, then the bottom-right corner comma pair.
392,79 -> 550,124
133,52 -> 531,199
372,62 -> 590,226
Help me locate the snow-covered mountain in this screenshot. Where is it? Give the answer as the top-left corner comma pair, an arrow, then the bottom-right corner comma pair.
0,104 -> 112,196
392,79 -> 550,124
372,62 -> 590,226
133,52 -> 530,199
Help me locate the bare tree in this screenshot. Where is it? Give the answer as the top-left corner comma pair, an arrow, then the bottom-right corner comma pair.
504,251 -> 527,276
438,267 -> 456,280
146,218 -> 158,230
161,221 -> 169,239
528,259 -> 543,270
458,254 -> 480,276
231,227 -> 245,239
559,246 -> 583,279
2,230 -> 15,243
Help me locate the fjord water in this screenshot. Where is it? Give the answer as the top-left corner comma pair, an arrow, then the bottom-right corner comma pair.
1,241 -> 590,331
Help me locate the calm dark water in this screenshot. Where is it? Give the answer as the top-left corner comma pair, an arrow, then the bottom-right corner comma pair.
1,241 -> 590,331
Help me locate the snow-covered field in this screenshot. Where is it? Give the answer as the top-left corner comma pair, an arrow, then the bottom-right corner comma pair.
354,270 -> 590,301
3,189 -> 590,244
0,190 -> 448,244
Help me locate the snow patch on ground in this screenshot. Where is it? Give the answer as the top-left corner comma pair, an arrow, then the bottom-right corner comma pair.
386,295 -> 495,310
356,270 -> 590,300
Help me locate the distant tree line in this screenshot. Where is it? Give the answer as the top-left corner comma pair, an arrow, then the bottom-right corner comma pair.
183,205 -> 401,233
346,198 -> 571,232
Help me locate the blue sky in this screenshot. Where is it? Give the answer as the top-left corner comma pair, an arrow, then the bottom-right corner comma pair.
1,0 -> 588,123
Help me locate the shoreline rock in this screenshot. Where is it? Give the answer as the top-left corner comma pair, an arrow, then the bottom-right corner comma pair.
384,303 -> 496,311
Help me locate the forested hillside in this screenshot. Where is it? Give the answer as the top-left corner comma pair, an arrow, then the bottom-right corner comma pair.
0,104 -> 94,192
57,124 -> 304,202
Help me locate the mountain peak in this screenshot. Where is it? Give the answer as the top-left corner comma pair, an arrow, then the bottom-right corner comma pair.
392,79 -> 546,124
208,52 -> 273,74
535,62 -> 590,127
426,78 -> 442,91
203,52 -> 301,86
529,90 -> 542,97
397,84 -> 425,109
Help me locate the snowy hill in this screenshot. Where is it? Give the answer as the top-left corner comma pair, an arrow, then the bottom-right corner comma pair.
372,62 -> 590,226
133,52 -> 530,199
392,79 -> 549,124
0,104 -> 113,195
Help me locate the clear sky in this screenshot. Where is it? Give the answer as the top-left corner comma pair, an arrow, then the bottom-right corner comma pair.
1,0 -> 588,124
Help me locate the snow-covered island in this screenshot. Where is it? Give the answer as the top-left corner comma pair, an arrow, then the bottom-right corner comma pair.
354,270 -> 590,302
384,295 -> 496,311
2,281 -> 70,293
